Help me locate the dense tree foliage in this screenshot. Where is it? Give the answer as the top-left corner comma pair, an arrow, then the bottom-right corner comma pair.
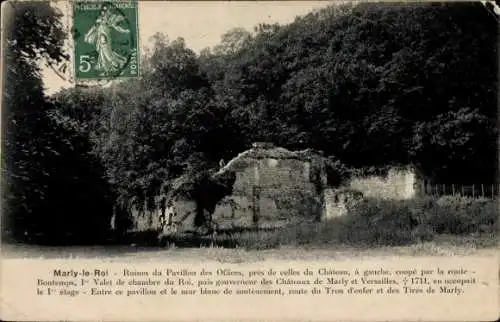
2,2 -> 113,242
57,1 -> 497,231
200,2 -> 497,182
4,2 -> 497,241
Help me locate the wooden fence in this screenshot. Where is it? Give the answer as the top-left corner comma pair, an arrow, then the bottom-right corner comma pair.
419,183 -> 500,198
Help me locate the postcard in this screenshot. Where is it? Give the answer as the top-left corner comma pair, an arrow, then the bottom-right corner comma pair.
1,1 -> 498,321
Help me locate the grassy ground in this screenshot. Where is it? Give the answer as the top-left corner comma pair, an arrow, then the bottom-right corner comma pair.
3,197 -> 497,262
1,233 -> 497,263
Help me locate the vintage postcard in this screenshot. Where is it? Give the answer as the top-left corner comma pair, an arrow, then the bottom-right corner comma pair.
0,0 -> 498,321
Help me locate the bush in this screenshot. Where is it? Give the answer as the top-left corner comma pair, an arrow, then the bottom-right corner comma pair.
234,196 -> 497,249
339,199 -> 414,245
325,157 -> 352,187
429,196 -> 498,234
335,196 -> 498,246
149,196 -> 498,249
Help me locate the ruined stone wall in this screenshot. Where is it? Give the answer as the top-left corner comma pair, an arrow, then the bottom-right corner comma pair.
322,167 -> 418,220
322,189 -> 345,219
229,158 -> 314,193
128,164 -> 417,231
164,199 -> 198,231
128,147 -> 326,232
321,188 -> 364,220
347,167 -> 417,200
130,208 -> 161,232
212,157 -> 322,229
130,198 -> 198,232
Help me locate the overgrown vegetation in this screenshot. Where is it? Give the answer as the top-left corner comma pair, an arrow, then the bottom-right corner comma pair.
168,196 -> 497,249
2,2 -> 113,243
3,2 -> 498,244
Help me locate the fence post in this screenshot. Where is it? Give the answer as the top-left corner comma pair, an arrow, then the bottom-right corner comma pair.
452,184 -> 455,196
472,185 -> 475,198
481,184 -> 484,198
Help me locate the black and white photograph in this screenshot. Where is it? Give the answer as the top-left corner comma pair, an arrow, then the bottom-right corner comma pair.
3,0 -> 498,258
0,0 -> 498,320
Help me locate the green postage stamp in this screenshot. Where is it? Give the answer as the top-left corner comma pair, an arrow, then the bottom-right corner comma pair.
73,0 -> 139,80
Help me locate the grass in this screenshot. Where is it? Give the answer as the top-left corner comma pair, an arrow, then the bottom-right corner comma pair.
2,196 -> 497,261
156,196 -> 498,251
1,234 -> 497,262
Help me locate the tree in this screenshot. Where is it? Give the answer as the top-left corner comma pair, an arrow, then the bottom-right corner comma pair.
3,2 -> 113,243
3,2 -> 65,239
411,108 -> 497,183
203,2 -> 497,181
213,28 -> 253,56
37,2 -> 498,240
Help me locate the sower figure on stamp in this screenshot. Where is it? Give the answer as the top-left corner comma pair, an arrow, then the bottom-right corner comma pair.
84,5 -> 130,75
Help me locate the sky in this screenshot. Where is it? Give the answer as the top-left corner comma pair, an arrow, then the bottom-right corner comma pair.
42,1 -> 334,95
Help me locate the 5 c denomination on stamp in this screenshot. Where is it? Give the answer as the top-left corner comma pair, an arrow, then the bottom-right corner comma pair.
73,0 -> 139,80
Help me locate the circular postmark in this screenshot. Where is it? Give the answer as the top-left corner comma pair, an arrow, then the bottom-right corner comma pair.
48,59 -> 113,88
48,58 -> 72,82
72,1 -> 139,81
47,53 -> 114,88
